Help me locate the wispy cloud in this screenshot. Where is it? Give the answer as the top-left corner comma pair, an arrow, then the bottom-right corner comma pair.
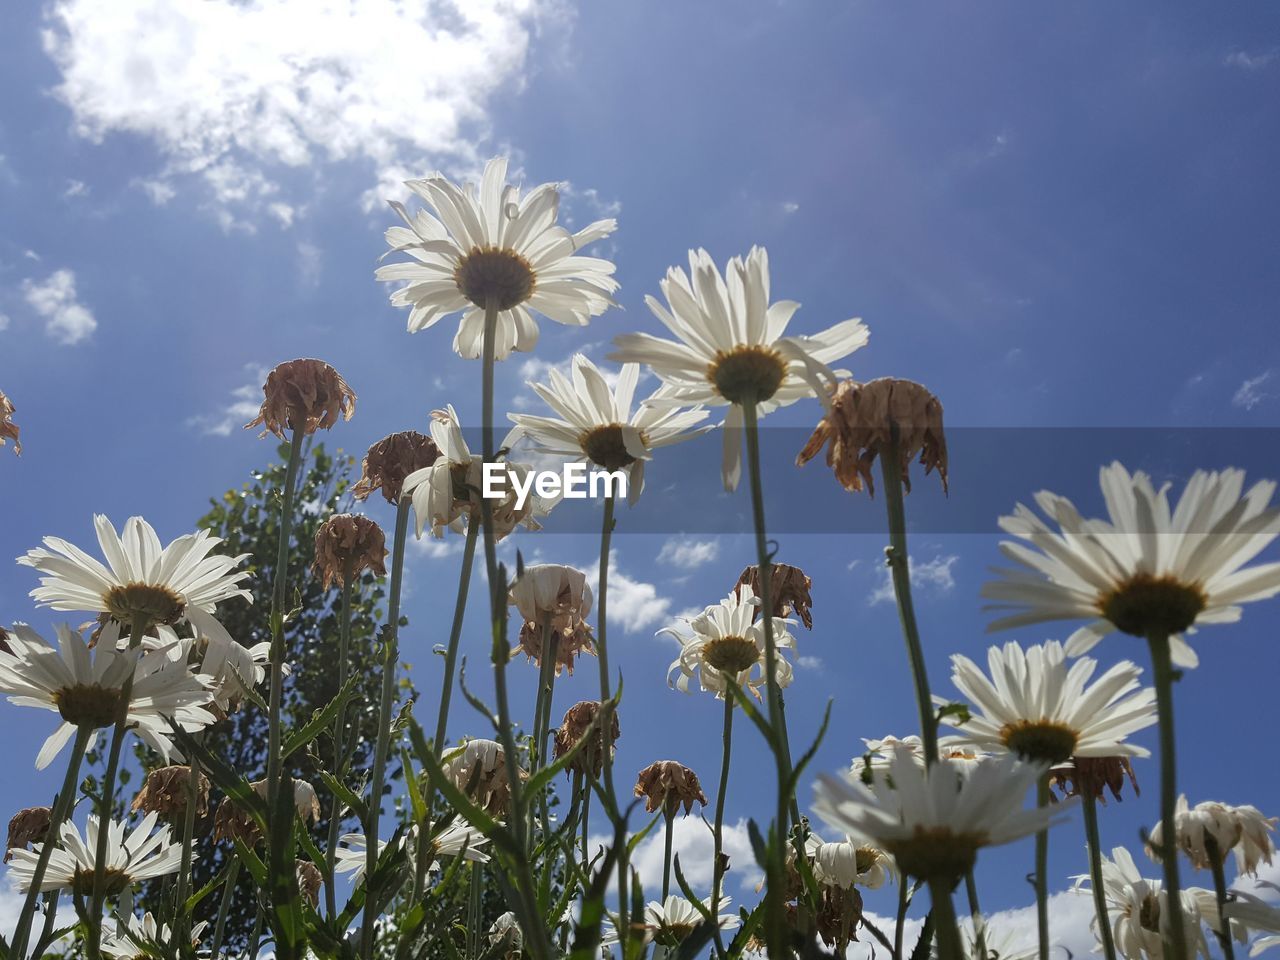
869,554 -> 958,605
585,549 -> 670,633
1233,370 -> 1273,411
1225,49 -> 1279,71
21,269 -> 98,345
657,536 -> 720,570
187,364 -> 268,437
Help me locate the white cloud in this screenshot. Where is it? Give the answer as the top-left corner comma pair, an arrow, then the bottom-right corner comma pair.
585,549 -> 670,633
1225,49 -> 1279,71
412,537 -> 465,560
21,269 -> 98,345
796,655 -> 823,671
42,0 -> 568,225
656,536 -> 720,570
781,200 -> 800,214
0,313 -> 9,331
63,178 -> 88,198
1233,371 -> 1273,411
868,554 -> 958,606
608,816 -> 764,898
187,364 -> 268,436
296,241 -> 322,288
136,177 -> 176,205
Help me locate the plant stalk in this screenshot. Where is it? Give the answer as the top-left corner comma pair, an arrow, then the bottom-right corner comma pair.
1081,789 -> 1119,960
1147,631 -> 1189,960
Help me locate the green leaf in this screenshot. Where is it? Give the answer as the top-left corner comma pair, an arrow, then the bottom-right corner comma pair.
281,673 -> 361,761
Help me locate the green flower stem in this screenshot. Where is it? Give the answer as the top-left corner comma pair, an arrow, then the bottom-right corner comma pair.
879,428 -> 938,766
964,871 -> 988,960
1206,837 -> 1236,960
661,810 -> 676,901
361,497 -> 411,960
209,857 -> 241,960
530,616 -> 557,850
325,559 -> 355,918
711,692 -> 735,958
1147,631 -> 1189,960
10,724 -> 92,959
1081,790 -> 1119,960
894,881 -> 910,960
173,750 -> 202,939
929,879 -> 965,960
431,519 -> 479,759
1035,774 -> 1050,960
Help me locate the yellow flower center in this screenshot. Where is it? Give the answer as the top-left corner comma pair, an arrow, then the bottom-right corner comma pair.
104,582 -> 185,630
999,720 -> 1079,765
854,846 -> 880,875
703,636 -> 760,675
54,684 -> 127,729
71,866 -> 131,897
707,345 -> 787,404
884,826 -> 985,882
1099,573 -> 1206,637
580,424 -> 638,473
454,247 -> 536,311
655,921 -> 698,946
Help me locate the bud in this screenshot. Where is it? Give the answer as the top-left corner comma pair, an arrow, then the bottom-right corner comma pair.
634,761 -> 708,816
313,514 -> 388,590
353,430 -> 441,503
554,701 -> 620,778
5,806 -> 50,862
245,358 -> 356,439
0,389 -> 20,456
131,765 -> 211,821
734,563 -> 813,630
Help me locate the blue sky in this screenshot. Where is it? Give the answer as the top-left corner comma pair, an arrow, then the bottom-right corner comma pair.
2,1 -> 1280,952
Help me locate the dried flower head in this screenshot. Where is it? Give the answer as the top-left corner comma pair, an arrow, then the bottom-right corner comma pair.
734,563 -> 813,630
312,514 -> 388,590
514,619 -> 596,676
213,778 -> 319,846
441,739 -> 523,816
0,625 -> 11,656
1147,796 -> 1277,875
797,377 -> 948,496
245,358 -> 356,439
489,912 -> 524,960
0,389 -> 20,456
296,860 -> 323,907
509,564 -> 593,633
353,430 -> 441,503
792,885 -> 864,953
131,765 -> 211,821
554,701 -> 620,778
6,806 -> 51,862
1049,756 -> 1140,804
634,761 -> 708,816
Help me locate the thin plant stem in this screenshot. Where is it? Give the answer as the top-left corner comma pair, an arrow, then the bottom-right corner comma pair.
325,560 -> 354,918
1205,836 -> 1236,960
173,753 -> 202,937
1035,774 -> 1050,960
1082,790 -> 1119,960
580,781 -> 591,864
529,615 -> 556,848
964,871 -> 988,960
248,903 -> 265,960
711,692 -> 734,958
894,881 -> 910,960
10,725 -> 92,959
879,428 -> 938,766
31,892 -> 63,960
929,879 -> 964,960
1147,631 -> 1189,960
209,857 -> 241,959
661,810 -> 675,901
432,520 -> 479,757
362,498 -> 411,960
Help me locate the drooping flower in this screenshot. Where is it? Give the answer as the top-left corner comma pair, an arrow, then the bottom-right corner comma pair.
213,778 -> 320,846
376,157 -> 619,360
610,246 -> 868,489
554,701 -> 620,778
1145,796 -> 1276,875
19,515 -> 251,633
101,912 -> 207,960
633,760 -> 708,816
0,623 -> 216,769
1,388 -> 20,455
5,807 -> 51,863
244,358 -> 356,439
813,749 -> 1068,883
509,564 -> 592,630
853,735 -> 989,783
606,896 -> 739,948
939,640 -> 1157,766
7,812 -> 182,894
663,585 -> 796,700
734,562 -> 814,629
131,765 -> 210,821
797,377 -> 948,496
803,832 -> 897,890
353,430 -> 441,503
441,739 -> 522,816
513,619 -> 596,676
1049,756 -> 1140,804
296,859 -> 323,907
489,912 -> 524,959
312,514 -> 388,590
983,462 -> 1280,667
505,354 -> 709,503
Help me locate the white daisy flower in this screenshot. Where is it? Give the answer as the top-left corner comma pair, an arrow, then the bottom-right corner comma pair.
938,640 -> 1157,766
662,584 -> 796,701
609,246 -> 868,489
1146,796 -> 1276,876
982,463 -> 1280,667
505,354 -> 710,504
604,895 -> 739,947
376,157 -> 619,360
1225,893 -> 1280,956
854,734 -> 989,782
336,822 -> 490,887
813,748 -> 1068,883
1072,846 -> 1210,960
102,912 -> 207,960
0,624 -> 215,769
933,922 -> 1039,960
803,832 -> 897,889
18,515 -> 250,634
8,812 -> 182,895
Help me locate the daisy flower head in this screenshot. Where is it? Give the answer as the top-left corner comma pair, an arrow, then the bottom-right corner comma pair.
803,832 -> 897,890
854,734 -> 989,784
244,358 -> 356,439
334,831 -> 390,887
8,812 -> 181,895
939,640 -> 1157,766
1146,796 -> 1276,875
508,563 -> 592,632
19,515 -> 250,634
813,748 -> 1068,884
610,246 -> 868,489
983,462 -> 1280,668
505,354 -> 710,504
376,157 -> 619,360
605,895 -> 739,948
663,584 -> 796,700
441,738 -> 522,816
1,387 -> 20,455
102,912 -> 206,960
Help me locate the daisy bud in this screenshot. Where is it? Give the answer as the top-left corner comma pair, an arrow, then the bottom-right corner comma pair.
0,389 -> 20,455
509,564 -> 593,633
131,765 -> 211,821
353,430 -> 441,503
1049,756 -> 1139,805
633,761 -> 708,816
797,377 -> 948,497
734,563 -> 813,629
245,358 -> 356,439
312,514 -> 388,590
441,739 -> 523,816
554,701 -> 620,778
295,860 -> 324,908
5,806 -> 51,862
514,619 -> 596,676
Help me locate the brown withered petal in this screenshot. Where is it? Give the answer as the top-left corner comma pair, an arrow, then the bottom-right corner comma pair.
796,378 -> 948,497
0,389 -> 20,456
554,701 -> 620,778
1049,756 -> 1140,804
441,740 -> 525,817
296,860 -> 324,908
353,430 -> 441,503
514,619 -> 597,676
0,625 -> 11,656
634,761 -> 708,816
131,765 -> 211,820
213,797 -> 260,846
6,806 -> 51,862
734,563 -> 814,630
313,514 -> 388,590
245,358 -> 356,439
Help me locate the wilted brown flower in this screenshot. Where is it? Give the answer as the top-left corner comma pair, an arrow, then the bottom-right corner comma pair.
131,765 -> 211,821
296,859 -> 324,907
353,430 -> 441,503
245,358 -> 356,439
1049,756 -> 1140,804
441,739 -> 525,817
0,389 -> 20,456
734,563 -> 814,630
554,701 -> 620,778
797,378 -> 948,497
514,619 -> 597,676
794,886 -> 863,953
313,514 -> 388,590
213,778 -> 320,845
634,761 -> 708,816
6,806 -> 50,862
